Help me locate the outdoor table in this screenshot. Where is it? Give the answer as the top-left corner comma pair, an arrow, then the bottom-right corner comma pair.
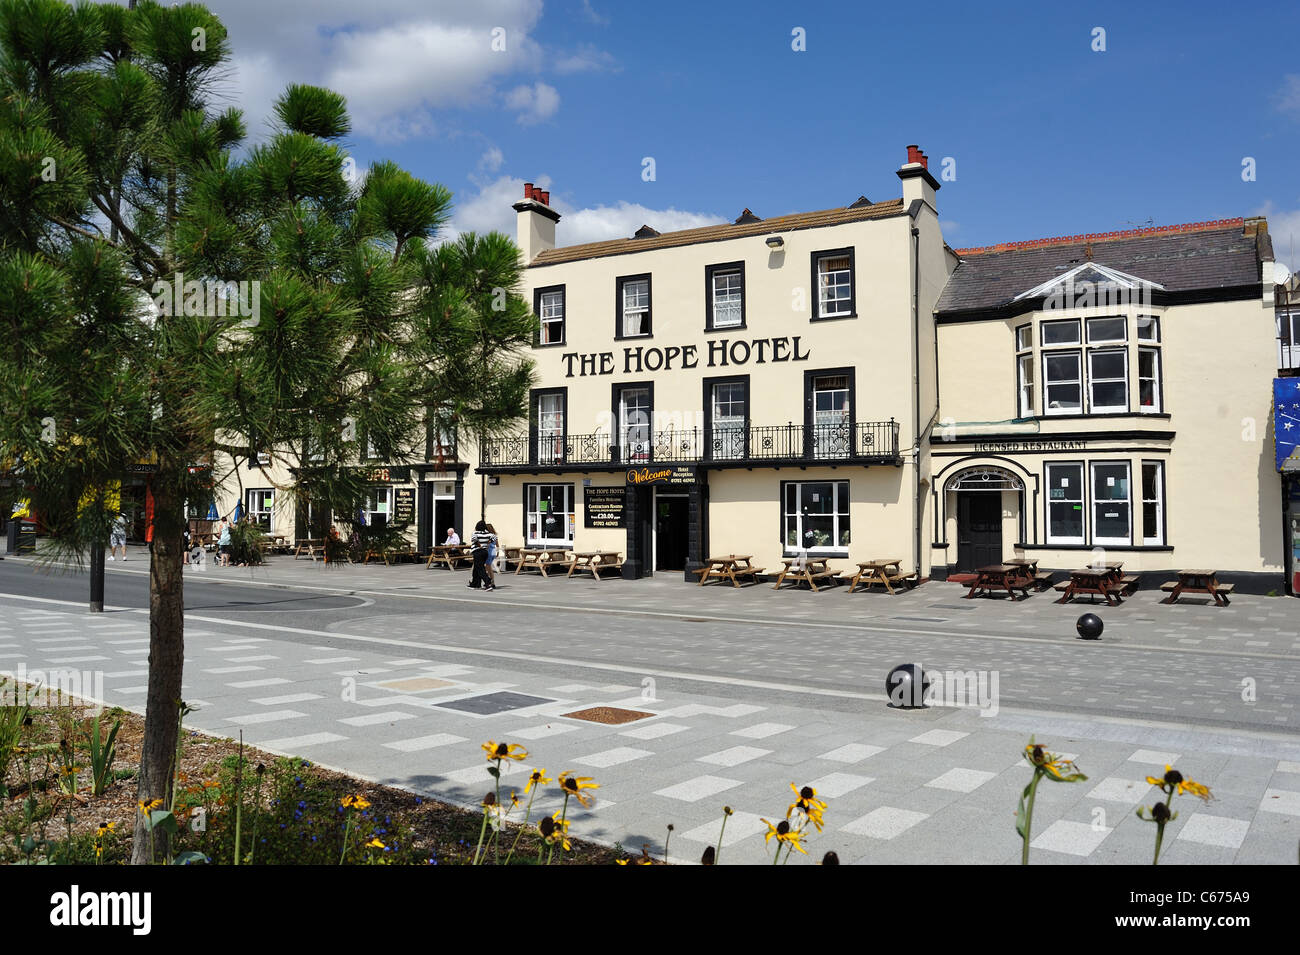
293,538 -> 324,561
499,545 -> 524,571
426,543 -> 472,570
964,564 -> 1032,600
845,558 -> 911,594
773,556 -> 839,592
568,550 -> 625,581
1006,557 -> 1054,591
1055,568 -> 1124,606
514,548 -> 573,577
694,555 -> 764,587
1162,570 -> 1233,606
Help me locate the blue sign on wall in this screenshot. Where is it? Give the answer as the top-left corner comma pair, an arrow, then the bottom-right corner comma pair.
1277,378 -> 1300,471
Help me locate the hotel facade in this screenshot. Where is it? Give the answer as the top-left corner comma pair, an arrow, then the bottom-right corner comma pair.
212,147 -> 1296,594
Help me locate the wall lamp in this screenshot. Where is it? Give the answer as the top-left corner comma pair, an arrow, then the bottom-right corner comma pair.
765,235 -> 784,249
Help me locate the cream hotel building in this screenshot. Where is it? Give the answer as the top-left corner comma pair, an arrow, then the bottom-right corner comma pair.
219,146 -> 1298,595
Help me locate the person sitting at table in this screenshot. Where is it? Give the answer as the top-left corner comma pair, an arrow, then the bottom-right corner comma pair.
443,527 -> 460,546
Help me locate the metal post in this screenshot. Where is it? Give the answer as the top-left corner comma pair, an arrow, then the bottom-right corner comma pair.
89,542 -> 105,613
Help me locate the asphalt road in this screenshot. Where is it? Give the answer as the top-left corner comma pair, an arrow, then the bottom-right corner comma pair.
1,558 -> 1297,735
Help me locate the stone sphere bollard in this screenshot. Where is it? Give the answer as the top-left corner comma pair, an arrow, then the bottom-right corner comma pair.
886,663 -> 932,708
1076,613 -> 1104,640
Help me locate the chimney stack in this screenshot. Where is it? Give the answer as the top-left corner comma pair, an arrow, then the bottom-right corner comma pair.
897,143 -> 939,210
512,182 -> 561,263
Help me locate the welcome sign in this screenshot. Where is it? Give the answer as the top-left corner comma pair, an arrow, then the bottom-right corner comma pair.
625,465 -> 695,486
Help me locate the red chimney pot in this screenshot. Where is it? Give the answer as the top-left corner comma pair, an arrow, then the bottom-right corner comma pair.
524,182 -> 534,199
906,145 -> 920,165
539,190 -> 550,206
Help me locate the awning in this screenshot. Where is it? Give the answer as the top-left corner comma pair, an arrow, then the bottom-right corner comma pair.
1276,378 -> 1300,472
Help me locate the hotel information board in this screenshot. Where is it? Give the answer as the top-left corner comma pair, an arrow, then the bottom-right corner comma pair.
393,487 -> 415,525
584,486 -> 626,528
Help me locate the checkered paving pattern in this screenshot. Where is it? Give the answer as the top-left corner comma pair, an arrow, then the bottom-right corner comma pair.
2,599 -> 1298,864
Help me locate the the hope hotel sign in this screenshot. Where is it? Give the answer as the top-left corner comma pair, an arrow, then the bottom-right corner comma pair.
562,336 -> 811,378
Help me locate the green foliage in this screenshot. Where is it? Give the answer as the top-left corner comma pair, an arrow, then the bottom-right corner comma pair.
87,715 -> 120,796
0,685 -> 31,794
226,520 -> 263,565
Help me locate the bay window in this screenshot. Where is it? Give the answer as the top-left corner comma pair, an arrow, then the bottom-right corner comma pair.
1043,352 -> 1082,413
1087,349 -> 1128,412
1138,348 -> 1161,412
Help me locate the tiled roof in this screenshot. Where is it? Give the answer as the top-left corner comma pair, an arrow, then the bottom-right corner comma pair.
530,198 -> 905,266
936,219 -> 1263,314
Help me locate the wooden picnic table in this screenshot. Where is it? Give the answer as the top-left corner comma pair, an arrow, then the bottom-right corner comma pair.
1161,569 -> 1233,606
426,543 -> 472,570
568,550 -> 625,581
514,548 -> 573,577
293,538 -> 324,561
1054,567 -> 1125,606
694,555 -> 764,587
498,545 -> 524,571
773,556 -> 840,592
965,564 -> 1033,600
1006,558 -> 1057,591
844,558 -> 912,594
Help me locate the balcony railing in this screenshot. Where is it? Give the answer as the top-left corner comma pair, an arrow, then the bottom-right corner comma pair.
479,420 -> 900,469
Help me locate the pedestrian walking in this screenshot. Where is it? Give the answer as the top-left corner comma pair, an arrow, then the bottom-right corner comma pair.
485,522 -> 500,586
109,512 -> 128,561
217,518 -> 232,567
467,520 -> 493,591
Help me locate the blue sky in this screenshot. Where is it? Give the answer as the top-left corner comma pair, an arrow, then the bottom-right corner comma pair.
207,0 -> 1300,259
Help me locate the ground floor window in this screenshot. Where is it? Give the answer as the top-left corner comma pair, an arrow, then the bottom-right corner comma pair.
1046,463 -> 1085,544
527,484 -> 574,546
1142,461 -> 1165,545
783,481 -> 850,553
363,486 -> 393,531
245,488 -> 274,531
1091,462 -> 1131,545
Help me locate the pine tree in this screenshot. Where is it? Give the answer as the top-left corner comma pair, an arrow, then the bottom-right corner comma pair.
0,0 -> 534,862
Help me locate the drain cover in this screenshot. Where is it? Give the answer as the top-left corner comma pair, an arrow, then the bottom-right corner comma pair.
434,691 -> 554,715
562,706 -> 654,725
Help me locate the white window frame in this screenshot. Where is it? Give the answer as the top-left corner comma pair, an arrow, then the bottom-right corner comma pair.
246,488 -> 274,531
618,387 -> 651,462
1142,461 -> 1165,545
620,277 -> 650,337
711,269 -> 743,328
536,393 -> 565,465
1042,350 -> 1083,414
811,375 -> 851,459
526,484 -> 574,547
783,480 -> 850,555
1087,347 -> 1129,413
1041,319 -> 1081,346
815,254 -> 853,318
1090,462 -> 1131,547
1138,347 -> 1162,413
1045,462 -> 1085,545
539,289 -> 565,345
363,486 -> 393,529
711,381 -> 747,460
1137,314 -> 1161,342
1085,316 -> 1127,344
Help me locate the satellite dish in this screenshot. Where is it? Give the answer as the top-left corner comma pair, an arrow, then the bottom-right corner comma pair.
1275,261 -> 1292,286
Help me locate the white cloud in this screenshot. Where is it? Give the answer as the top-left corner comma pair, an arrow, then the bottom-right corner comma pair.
504,82 -> 560,125
1276,74 -> 1300,119
478,146 -> 505,174
554,45 -> 619,74
445,175 -> 726,247
580,0 -> 610,25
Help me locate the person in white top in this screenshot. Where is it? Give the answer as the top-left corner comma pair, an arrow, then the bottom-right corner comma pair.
444,528 -> 460,546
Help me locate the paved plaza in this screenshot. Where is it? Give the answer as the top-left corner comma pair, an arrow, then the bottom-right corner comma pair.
1,550 -> 1298,864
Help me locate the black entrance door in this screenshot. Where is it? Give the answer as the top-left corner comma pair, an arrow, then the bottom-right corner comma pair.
956,493 -> 1002,572
655,495 -> 688,571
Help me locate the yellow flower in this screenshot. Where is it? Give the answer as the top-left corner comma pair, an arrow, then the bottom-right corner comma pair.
787,783 -> 829,831
615,858 -> 629,865
1146,766 -> 1212,801
365,838 -> 385,849
557,771 -> 600,808
525,768 -> 551,794
539,812 -> 571,851
96,821 -> 116,837
1024,742 -> 1085,781
137,798 -> 163,815
761,817 -> 807,854
482,741 -> 528,762
1177,777 -> 1212,801
341,794 -> 371,810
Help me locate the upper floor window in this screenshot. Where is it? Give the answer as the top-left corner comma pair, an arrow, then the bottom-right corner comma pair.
617,274 -> 652,338
535,285 -> 565,346
1032,315 -> 1157,416
812,248 -> 855,320
1015,323 -> 1034,418
706,262 -> 745,330
532,389 -> 566,465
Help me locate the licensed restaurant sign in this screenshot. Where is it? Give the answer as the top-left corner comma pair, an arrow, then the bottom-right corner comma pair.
625,465 -> 695,486
584,486 -> 626,528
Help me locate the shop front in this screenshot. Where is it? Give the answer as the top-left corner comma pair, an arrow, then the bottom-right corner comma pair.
1275,377 -> 1300,595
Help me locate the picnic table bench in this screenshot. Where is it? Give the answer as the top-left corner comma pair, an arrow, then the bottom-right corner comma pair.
568,550 -> 624,581
1006,558 -> 1055,591
426,543 -> 472,570
964,564 -> 1033,600
514,548 -> 573,577
843,558 -> 914,594
773,556 -> 840,592
1054,566 -> 1126,606
694,555 -> 765,587
293,538 -> 324,561
1161,570 -> 1234,606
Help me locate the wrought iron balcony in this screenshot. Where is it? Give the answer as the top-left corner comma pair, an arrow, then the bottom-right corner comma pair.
479,420 -> 900,470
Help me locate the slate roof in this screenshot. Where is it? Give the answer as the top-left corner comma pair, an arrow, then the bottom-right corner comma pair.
936,219 -> 1266,315
530,198 -> 905,266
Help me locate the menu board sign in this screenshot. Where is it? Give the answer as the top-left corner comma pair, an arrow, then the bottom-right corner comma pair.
584,486 -> 626,528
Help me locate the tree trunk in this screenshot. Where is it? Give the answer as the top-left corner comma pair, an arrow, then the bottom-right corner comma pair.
130,478 -> 185,864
